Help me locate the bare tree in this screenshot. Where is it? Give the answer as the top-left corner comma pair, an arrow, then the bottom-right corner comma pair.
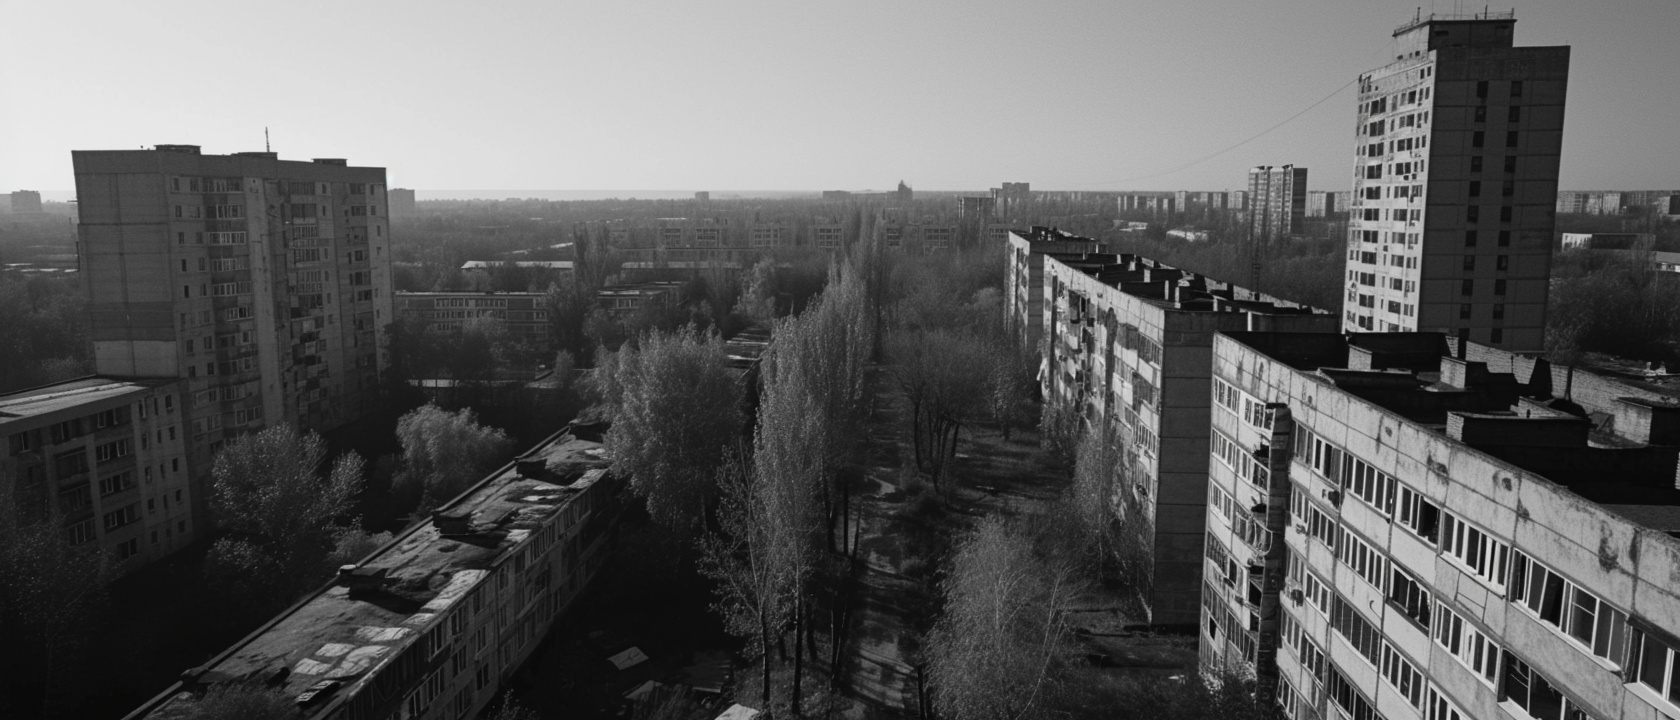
926,515 -> 1086,720
887,329 -> 990,487
698,451 -> 791,707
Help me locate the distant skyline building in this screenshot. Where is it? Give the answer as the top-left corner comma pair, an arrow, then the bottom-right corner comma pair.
1247,165 -> 1308,243
1341,12 -> 1570,351
9,189 -> 43,213
388,187 -> 417,215
73,145 -> 396,534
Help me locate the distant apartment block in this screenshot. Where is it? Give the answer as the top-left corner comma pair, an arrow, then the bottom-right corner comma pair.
388,187 -> 417,216
1,378 -> 194,572
9,189 -> 43,213
1247,166 -> 1308,242
1203,328 -> 1680,720
694,191 -> 710,201
125,429 -> 620,720
1342,13 -> 1570,351
1118,192 -> 1177,216
73,145 -> 396,543
1559,233 -> 1654,251
459,260 -> 574,289
1037,248 -> 1335,624
395,291 -> 553,353
1306,191 -> 1350,218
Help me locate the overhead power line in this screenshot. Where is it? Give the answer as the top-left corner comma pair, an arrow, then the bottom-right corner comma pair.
1087,77 -> 1359,187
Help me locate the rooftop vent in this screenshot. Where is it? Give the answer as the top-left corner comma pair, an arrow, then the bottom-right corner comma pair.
155,144 -> 201,154
312,158 -> 348,166
431,510 -> 474,536
337,565 -> 392,592
235,151 -> 278,159
516,454 -> 548,479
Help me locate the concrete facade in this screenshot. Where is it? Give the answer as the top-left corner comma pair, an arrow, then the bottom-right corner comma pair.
73,145 -> 396,534
1248,166 -> 1309,241
1003,227 -> 1100,351
388,187 -> 417,216
1,377 -> 194,574
1040,251 -> 1337,625
1202,329 -> 1680,720
395,291 -> 553,353
125,429 -> 620,720
1342,13 -> 1570,352
9,189 -> 43,213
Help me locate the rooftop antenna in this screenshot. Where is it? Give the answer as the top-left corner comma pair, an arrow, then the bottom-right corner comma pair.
265,127 -> 271,153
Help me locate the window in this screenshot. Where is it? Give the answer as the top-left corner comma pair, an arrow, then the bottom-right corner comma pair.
66,519 -> 95,546
1471,156 -> 1483,173
1460,303 -> 1473,320
1469,181 -> 1481,197
1427,685 -> 1467,720
1473,131 -> 1485,148
1381,642 -> 1426,709
1509,551 -> 1628,664
1441,513 -> 1509,590
1463,255 -> 1476,272
98,471 -> 136,497
1511,80 -> 1524,98
1462,279 -> 1475,296
1389,565 -> 1433,628
1505,156 -> 1518,173
1632,628 -> 1680,707
1499,230 -> 1512,246
1477,80 -> 1489,98
116,538 -> 139,560
1468,205 -> 1481,223
1497,255 -> 1510,271
1501,650 -> 1593,720
1494,304 -> 1506,320
1335,524 -> 1389,592
1465,230 -> 1478,247
1331,593 -> 1382,666
1507,131 -> 1520,148
1495,279 -> 1508,296
102,503 -> 140,532
95,439 -> 131,463
1436,601 -> 1500,685
1474,106 -> 1487,123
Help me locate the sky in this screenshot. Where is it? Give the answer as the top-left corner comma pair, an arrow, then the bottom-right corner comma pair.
2,0 -> 1676,195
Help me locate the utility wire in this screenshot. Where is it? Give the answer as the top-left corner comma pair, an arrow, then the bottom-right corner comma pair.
1087,77 -> 1358,187
1082,35 -> 1398,188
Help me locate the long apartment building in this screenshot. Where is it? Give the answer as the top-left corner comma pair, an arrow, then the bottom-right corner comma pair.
1342,13 -> 1569,351
1202,330 -> 1680,720
1,378 -> 194,570
125,429 -> 619,720
1004,227 -> 1100,350
1038,248 -> 1336,624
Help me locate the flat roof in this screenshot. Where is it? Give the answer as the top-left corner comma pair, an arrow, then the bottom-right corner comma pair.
0,376 -> 173,425
142,432 -> 611,718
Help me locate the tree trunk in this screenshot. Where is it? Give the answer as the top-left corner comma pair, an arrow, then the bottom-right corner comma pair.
792,595 -> 805,716
760,609 -> 773,707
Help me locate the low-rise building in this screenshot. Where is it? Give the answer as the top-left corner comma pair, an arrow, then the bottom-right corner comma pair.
394,292 -> 552,351
1203,330 -> 1680,720
597,282 -> 681,317
1041,251 -> 1336,624
1559,232 -> 1654,250
1,377 -> 194,574
125,429 -> 619,720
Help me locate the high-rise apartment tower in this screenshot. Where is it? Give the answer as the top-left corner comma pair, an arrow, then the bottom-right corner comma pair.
1247,165 -> 1308,243
74,146 -> 395,520
1342,12 -> 1569,351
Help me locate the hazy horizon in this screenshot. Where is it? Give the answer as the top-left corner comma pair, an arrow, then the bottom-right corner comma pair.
4,0 -> 1677,193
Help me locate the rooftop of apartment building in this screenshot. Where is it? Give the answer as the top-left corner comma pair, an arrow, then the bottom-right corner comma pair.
1010,226 -> 1088,244
1048,251 -> 1326,317
1223,330 -> 1680,535
459,261 -> 574,271
0,376 -> 175,427
139,430 -> 612,719
598,281 -> 684,299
